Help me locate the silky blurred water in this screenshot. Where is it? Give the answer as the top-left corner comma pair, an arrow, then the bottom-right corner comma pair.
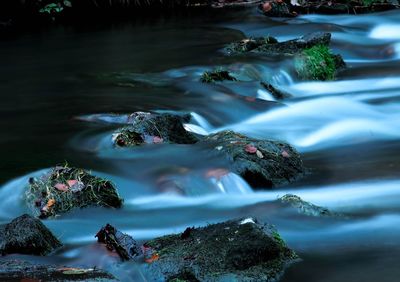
0,8 -> 400,282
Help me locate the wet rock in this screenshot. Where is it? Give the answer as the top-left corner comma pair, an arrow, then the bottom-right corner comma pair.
143,218 -> 298,281
261,82 -> 291,99
227,32 -> 345,81
259,0 -> 399,16
259,0 -> 297,17
279,194 -> 340,217
0,214 -> 62,256
226,32 -> 331,56
112,112 -> 199,147
201,131 -> 304,188
0,259 -> 115,281
200,69 -> 237,83
96,223 -> 140,261
25,165 -> 123,218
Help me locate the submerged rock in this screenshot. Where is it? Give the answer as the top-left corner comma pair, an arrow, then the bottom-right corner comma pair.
0,214 -> 61,256
25,165 -> 123,218
112,112 -> 199,147
144,218 -> 297,281
96,223 -> 140,261
279,194 -> 340,217
0,260 -> 115,281
201,131 -> 304,188
200,69 -> 238,83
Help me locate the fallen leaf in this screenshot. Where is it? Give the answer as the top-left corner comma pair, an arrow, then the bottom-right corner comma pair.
256,150 -> 264,159
67,180 -> 78,187
47,199 -> 56,208
245,144 -> 257,154
153,136 -> 164,144
215,146 -> 223,151
54,183 -> 69,192
145,253 -> 160,263
281,150 -> 290,158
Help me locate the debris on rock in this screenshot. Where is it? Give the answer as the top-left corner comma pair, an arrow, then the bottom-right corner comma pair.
0,214 -> 62,256
143,218 -> 298,281
201,130 -> 304,188
96,223 -> 140,261
200,69 -> 238,83
25,165 -> 123,219
259,0 -> 297,17
279,194 -> 341,217
0,260 -> 115,281
112,112 -> 199,147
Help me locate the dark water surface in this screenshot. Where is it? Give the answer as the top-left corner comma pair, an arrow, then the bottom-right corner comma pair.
1,8 -> 400,282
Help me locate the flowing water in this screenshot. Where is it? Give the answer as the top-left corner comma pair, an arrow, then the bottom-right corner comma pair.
1,8 -> 400,282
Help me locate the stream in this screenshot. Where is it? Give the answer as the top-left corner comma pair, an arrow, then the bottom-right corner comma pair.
0,8 -> 400,282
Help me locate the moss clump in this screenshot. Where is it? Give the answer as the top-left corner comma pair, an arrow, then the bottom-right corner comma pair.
200,69 -> 237,83
25,164 -> 123,218
294,44 -> 337,81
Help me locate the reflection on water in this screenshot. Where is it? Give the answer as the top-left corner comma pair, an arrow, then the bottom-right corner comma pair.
0,7 -> 400,282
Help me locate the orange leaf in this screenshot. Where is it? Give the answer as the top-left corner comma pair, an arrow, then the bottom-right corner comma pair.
281,150 -> 290,158
145,253 -> 160,263
245,144 -> 257,154
47,199 -> 56,208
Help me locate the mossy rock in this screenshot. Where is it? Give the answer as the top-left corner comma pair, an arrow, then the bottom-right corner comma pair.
0,259 -> 115,281
294,44 -> 345,81
25,165 -> 123,218
200,69 -> 237,83
225,32 -> 331,56
144,218 -> 298,282
0,214 -> 62,256
201,131 -> 304,189
112,112 -> 199,147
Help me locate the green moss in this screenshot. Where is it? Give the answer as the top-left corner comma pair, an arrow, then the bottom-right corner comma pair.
294,44 -> 337,81
200,69 -> 237,83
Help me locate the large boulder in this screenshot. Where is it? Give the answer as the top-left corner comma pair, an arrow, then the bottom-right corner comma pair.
143,218 -> 298,281
25,165 -> 123,218
201,131 -> 304,188
0,214 -> 61,256
0,260 -> 115,281
112,112 -> 199,147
